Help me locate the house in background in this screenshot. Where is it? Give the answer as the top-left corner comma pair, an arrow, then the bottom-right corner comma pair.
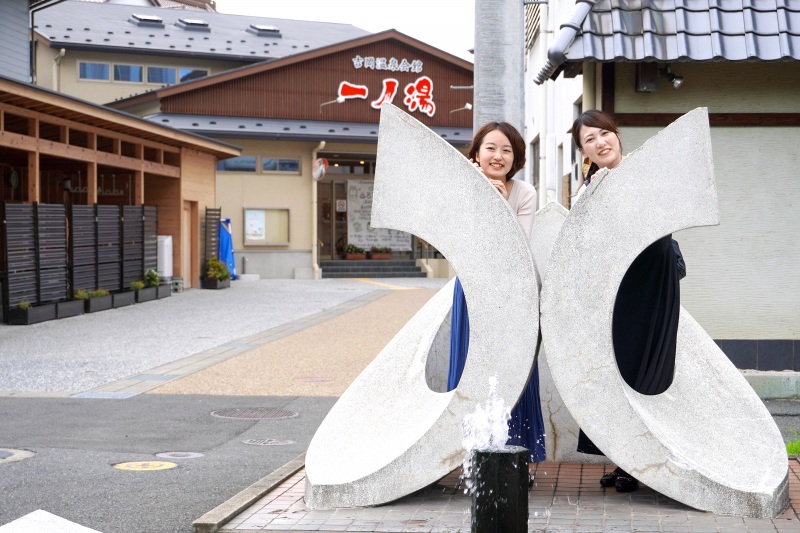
525,0 -> 800,370
32,0 -> 369,104
0,0 -> 240,320
109,30 -> 475,279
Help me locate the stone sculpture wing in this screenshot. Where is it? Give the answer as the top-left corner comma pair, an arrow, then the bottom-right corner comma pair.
305,103 -> 539,509
540,107 -> 788,517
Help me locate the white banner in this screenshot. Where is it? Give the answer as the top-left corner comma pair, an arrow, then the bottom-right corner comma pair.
347,180 -> 412,251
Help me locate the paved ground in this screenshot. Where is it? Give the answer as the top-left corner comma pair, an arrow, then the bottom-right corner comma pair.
220,461 -> 800,533
1,277 -> 799,533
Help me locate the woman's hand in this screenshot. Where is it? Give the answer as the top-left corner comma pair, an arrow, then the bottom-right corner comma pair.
489,178 -> 509,200
471,159 -> 510,200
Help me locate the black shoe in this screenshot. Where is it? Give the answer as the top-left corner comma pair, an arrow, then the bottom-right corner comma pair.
600,467 -> 621,487
615,473 -> 639,492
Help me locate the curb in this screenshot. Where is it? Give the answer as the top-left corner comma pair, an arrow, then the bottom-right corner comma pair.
192,453 -> 306,533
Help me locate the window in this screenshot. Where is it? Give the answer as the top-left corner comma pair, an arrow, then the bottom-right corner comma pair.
217,156 -> 256,172
530,138 -> 540,194
114,64 -> 143,82
79,62 -> 109,81
262,157 -> 301,173
147,66 -> 176,85
179,68 -> 208,83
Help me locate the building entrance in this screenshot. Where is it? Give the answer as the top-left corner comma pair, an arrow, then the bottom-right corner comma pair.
316,155 -> 375,260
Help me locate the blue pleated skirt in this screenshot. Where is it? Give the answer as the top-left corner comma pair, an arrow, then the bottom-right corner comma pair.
447,278 -> 546,463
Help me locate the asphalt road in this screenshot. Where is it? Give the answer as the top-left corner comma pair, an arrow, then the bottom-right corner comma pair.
0,278 -> 448,533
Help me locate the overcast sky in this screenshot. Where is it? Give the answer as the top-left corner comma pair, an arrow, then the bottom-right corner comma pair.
213,0 -> 475,62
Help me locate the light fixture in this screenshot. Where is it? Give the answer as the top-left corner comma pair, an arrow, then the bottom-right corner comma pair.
450,102 -> 473,114
660,66 -> 684,89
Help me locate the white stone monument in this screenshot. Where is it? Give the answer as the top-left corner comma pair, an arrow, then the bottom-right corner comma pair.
305,103 -> 540,509
540,107 -> 788,517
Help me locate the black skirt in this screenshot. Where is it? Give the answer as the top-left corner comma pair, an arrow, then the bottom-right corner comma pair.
577,235 -> 681,455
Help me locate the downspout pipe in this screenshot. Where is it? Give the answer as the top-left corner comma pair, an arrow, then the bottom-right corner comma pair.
534,0 -> 597,85
53,48 -> 65,92
310,141 -> 326,280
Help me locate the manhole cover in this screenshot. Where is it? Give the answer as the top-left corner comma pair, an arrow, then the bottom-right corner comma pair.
114,461 -> 177,471
155,452 -> 204,459
211,408 -> 298,420
242,439 -> 295,446
295,377 -> 332,382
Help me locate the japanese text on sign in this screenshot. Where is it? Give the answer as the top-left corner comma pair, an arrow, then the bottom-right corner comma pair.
352,55 -> 423,73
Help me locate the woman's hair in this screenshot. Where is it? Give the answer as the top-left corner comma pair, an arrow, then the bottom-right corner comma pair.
467,122 -> 526,181
571,110 -> 621,182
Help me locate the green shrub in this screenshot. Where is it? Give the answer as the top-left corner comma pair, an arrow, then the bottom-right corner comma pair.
74,289 -> 89,300
88,288 -> 110,298
787,430 -> 800,455
18,300 -> 31,310
370,246 -> 392,254
205,258 -> 231,281
130,280 -> 145,291
343,243 -> 365,254
144,269 -> 159,288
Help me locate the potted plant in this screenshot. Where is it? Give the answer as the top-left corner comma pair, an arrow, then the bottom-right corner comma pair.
151,269 -> 171,299
135,269 -> 158,303
8,299 -> 57,325
113,284 -> 137,308
369,246 -> 393,260
56,295 -> 85,319
342,243 -> 366,260
77,288 -> 113,313
203,258 -> 231,289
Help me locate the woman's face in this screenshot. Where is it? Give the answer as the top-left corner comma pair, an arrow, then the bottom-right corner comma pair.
578,125 -> 623,170
475,129 -> 514,181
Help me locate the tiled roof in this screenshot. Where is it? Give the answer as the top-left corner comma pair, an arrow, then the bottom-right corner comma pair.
535,0 -> 800,83
146,114 -> 473,146
34,0 -> 370,62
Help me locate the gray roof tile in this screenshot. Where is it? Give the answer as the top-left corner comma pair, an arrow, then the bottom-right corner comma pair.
34,0 -> 370,62
535,0 -> 800,82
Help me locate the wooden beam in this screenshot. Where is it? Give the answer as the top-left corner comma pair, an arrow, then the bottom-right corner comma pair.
2,135 -> 180,177
0,102 -> 182,154
86,162 -> 97,205
615,113 -> 800,128
27,151 -> 39,203
134,170 -> 144,205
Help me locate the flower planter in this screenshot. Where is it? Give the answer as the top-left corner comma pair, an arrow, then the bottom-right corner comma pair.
57,300 -> 85,319
8,303 -> 57,325
370,253 -> 393,260
84,294 -> 113,313
156,284 -> 172,299
112,291 -> 136,308
202,278 -> 230,290
136,286 -> 158,303
343,253 -> 367,260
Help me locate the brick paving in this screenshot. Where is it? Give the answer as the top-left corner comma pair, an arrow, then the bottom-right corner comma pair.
220,459 -> 800,532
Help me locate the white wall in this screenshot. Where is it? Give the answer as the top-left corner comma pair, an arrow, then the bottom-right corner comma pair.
623,126 -> 800,339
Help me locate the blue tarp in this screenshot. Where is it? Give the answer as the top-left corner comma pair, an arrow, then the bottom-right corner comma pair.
219,218 -> 237,280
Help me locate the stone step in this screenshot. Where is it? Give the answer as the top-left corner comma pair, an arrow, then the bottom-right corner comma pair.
321,271 -> 427,278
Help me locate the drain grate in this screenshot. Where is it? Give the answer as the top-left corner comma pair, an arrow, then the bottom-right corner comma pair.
211,407 -> 298,420
156,452 -> 204,459
242,438 -> 295,446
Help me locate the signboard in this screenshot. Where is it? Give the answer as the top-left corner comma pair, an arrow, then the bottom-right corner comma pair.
346,180 -> 411,251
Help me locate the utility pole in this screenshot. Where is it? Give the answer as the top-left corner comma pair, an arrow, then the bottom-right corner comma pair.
473,0 -> 525,135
